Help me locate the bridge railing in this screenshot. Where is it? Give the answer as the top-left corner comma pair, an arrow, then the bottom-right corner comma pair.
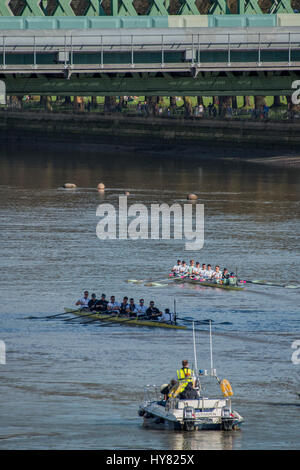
0,31 -> 300,70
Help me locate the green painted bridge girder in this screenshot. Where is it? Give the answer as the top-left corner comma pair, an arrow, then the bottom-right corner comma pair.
0,1 -> 296,17
3,72 -> 299,96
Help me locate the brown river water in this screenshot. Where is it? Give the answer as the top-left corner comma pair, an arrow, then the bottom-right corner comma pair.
0,143 -> 299,449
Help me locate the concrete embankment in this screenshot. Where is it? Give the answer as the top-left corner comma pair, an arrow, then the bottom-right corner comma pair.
0,111 -> 300,156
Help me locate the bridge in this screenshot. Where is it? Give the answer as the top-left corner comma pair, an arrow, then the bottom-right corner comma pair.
0,2 -> 299,97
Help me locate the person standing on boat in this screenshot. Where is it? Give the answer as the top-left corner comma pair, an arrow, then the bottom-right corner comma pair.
177,360 -> 196,390
107,296 -> 120,313
146,301 -> 162,320
76,290 -> 90,309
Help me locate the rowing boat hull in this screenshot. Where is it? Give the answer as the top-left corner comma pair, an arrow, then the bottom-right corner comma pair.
171,277 -> 245,291
64,308 -> 186,329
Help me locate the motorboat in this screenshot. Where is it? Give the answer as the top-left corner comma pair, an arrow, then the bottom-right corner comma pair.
138,321 -> 244,431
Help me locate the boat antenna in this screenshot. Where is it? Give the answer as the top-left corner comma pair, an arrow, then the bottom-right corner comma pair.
192,321 -> 198,374
209,319 -> 215,377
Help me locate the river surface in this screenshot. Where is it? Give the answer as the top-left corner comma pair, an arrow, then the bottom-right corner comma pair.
0,144 -> 299,450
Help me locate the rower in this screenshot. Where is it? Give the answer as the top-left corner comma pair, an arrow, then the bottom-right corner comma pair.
171,260 -> 181,276
206,264 -> 214,279
179,261 -> 188,276
198,263 -> 207,279
107,295 -> 120,313
146,301 -> 162,320
119,296 -> 129,316
128,298 -> 138,317
211,266 -> 222,282
76,290 -> 90,309
136,298 -> 147,317
88,293 -> 98,311
193,262 -> 201,276
95,293 -> 108,312
188,260 -> 195,276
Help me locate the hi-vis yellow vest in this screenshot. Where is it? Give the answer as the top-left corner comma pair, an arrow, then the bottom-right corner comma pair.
177,367 -> 194,384
168,368 -> 195,398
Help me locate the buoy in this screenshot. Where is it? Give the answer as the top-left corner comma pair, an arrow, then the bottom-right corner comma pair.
187,193 -> 197,200
97,182 -> 105,190
63,183 -> 77,189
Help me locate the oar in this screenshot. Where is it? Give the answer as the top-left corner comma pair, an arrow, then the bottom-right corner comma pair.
96,314 -> 162,328
80,312 -> 120,324
44,309 -> 80,319
63,309 -> 110,322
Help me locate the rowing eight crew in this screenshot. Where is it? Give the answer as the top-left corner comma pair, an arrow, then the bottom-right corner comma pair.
75,292 -> 175,323
171,260 -> 234,282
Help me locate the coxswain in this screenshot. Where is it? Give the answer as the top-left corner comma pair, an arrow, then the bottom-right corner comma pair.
160,308 -> 175,323
146,301 -> 162,320
76,290 -> 90,309
222,268 -> 230,279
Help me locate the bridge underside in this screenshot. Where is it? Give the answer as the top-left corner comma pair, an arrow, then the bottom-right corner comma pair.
3,70 -> 299,96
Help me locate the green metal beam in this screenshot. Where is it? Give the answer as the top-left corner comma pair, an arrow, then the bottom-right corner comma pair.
0,1 -> 13,16
0,1 -> 296,16
147,0 -> 169,16
237,0 -> 262,14
178,0 -> 199,15
208,0 -> 231,15
269,0 -> 294,13
3,72 -> 299,96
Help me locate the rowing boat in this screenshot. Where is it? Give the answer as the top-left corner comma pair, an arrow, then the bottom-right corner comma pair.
64,308 -> 186,330
171,277 -> 245,291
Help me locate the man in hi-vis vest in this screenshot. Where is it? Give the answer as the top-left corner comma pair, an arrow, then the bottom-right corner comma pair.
177,360 -> 195,392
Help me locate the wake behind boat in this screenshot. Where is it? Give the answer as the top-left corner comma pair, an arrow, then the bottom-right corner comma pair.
138,321 -> 244,431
